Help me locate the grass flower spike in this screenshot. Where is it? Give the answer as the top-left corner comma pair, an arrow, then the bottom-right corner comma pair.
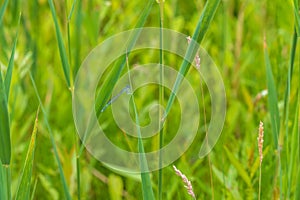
173,165 -> 196,199
257,121 -> 264,164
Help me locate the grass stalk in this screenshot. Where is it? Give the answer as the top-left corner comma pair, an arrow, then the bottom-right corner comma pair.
158,1 -> 164,200
163,0 -> 221,120
125,51 -> 155,200
258,165 -> 262,200
65,1 -> 81,199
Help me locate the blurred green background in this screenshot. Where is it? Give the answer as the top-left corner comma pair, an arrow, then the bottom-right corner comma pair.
0,0 -> 299,199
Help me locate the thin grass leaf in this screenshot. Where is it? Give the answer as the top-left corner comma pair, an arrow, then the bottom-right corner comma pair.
264,39 -> 280,148
79,0 -> 156,156
163,0 -> 221,119
0,70 -> 11,165
126,52 -> 155,200
30,179 -> 38,200
95,0 -> 156,116
68,0 -> 77,21
15,108 -> 39,200
224,146 -> 252,188
48,0 -> 71,88
285,29 -> 297,198
293,0 -> 300,36
29,73 -> 71,200
296,169 -> 300,200
73,0 -> 82,78
287,97 -> 299,198
158,1 -> 164,199
5,13 -> 21,101
0,0 -> 8,26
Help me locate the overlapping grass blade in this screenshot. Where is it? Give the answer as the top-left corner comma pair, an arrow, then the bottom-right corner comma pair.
163,0 -> 221,119
0,69 -> 11,165
15,108 -> 39,200
48,0 -> 71,88
5,14 -> 20,101
264,39 -> 280,147
29,73 -> 71,200
95,0 -> 156,116
0,0 -> 8,26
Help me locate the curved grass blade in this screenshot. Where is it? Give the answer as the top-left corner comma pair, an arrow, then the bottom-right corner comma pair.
264,39 -> 280,148
48,0 -> 71,88
15,108 -> 40,200
163,0 -> 221,119
29,73 -> 72,200
5,13 -> 21,101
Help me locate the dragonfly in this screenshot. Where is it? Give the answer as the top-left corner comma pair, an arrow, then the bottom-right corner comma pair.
100,85 -> 131,113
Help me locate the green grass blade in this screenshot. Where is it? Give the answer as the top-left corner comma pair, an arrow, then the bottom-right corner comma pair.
158,1 -> 164,199
126,53 -> 155,200
79,0 -> 156,156
0,70 -> 11,165
73,0 -> 82,78
0,0 -> 8,26
224,146 -> 252,188
2,166 -> 11,200
15,108 -> 40,200
30,179 -> 38,200
288,96 -> 299,197
48,0 -> 71,88
293,0 -> 300,36
94,0 -> 155,116
68,0 -> 77,21
29,73 -> 72,200
264,40 -> 280,148
5,13 -> 20,101
296,168 -> 300,200
285,29 -> 297,198
130,87 -> 155,200
163,0 -> 221,119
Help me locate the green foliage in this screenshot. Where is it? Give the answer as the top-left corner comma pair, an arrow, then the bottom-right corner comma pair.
0,68 -> 10,165
0,0 -> 299,199
15,109 -> 39,200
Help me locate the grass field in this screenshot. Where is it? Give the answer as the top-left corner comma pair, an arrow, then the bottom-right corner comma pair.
0,0 -> 300,199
